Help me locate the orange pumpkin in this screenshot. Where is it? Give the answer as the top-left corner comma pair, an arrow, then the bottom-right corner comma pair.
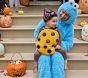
0,15 -> 12,28
79,0 -> 88,8
3,4 -> 12,15
19,0 -> 30,6
7,53 -> 27,77
79,0 -> 88,14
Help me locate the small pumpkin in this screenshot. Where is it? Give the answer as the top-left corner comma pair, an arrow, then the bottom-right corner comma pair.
7,53 -> 27,77
81,25 -> 88,41
19,0 -> 30,6
79,0 -> 88,14
0,15 -> 12,28
0,43 -> 5,56
79,21 -> 88,27
3,4 -> 12,15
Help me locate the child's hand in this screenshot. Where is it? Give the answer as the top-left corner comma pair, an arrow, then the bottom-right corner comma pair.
55,45 -> 61,50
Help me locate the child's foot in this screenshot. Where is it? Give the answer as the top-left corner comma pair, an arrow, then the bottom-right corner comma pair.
64,64 -> 68,70
64,60 -> 68,70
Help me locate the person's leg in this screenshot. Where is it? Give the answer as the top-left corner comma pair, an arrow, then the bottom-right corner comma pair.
9,0 -> 14,7
15,0 -> 20,7
38,54 -> 52,78
51,52 -> 65,78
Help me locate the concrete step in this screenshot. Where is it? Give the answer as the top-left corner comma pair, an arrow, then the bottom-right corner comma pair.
5,14 -> 88,25
0,25 -> 82,39
35,70 -> 88,78
0,25 -> 35,38
75,14 -> 88,25
0,70 -> 34,78
0,53 -> 88,61
0,53 -> 88,70
0,25 -> 82,31
0,38 -> 88,53
1,70 -> 88,78
30,1 -> 61,5
1,38 -> 88,45
0,7 -> 88,25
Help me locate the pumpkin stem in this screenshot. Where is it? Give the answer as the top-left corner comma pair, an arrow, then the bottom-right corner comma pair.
5,4 -> 7,7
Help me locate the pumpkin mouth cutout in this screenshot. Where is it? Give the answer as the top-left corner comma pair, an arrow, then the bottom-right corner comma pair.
16,74 -> 22,77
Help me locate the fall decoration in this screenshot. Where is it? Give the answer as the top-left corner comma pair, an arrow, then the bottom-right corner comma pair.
19,0 -> 30,6
0,43 -> 5,56
81,24 -> 88,41
17,9 -> 24,15
0,15 -> 12,28
7,52 -> 27,77
78,21 -> 88,27
3,4 -> 12,15
79,0 -> 88,14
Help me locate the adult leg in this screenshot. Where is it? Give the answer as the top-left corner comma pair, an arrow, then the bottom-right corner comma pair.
38,54 -> 52,78
51,52 -> 65,78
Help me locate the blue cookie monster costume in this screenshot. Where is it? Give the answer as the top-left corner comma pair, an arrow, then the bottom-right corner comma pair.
34,0 -> 78,78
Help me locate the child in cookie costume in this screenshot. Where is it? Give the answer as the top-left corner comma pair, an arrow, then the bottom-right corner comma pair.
34,0 -> 78,78
34,8 -> 68,72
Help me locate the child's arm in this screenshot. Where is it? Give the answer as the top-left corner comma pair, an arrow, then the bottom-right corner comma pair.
34,51 -> 41,62
34,19 -> 46,40
55,45 -> 67,60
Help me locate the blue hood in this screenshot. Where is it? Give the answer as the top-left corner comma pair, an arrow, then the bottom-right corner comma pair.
58,2 -> 78,25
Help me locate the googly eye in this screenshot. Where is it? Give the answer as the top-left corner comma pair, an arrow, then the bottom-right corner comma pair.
69,0 -> 75,5
73,3 -> 79,10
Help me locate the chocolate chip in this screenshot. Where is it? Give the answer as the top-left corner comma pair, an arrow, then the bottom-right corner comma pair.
56,39 -> 59,42
46,39 -> 50,43
44,46 -> 47,49
42,32 -> 46,36
38,38 -> 40,41
47,49 -> 51,53
37,45 -> 40,49
51,32 -> 55,36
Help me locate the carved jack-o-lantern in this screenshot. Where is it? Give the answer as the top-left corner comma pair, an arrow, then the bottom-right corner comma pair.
37,28 -> 61,55
0,15 -> 12,28
7,53 -> 27,77
81,25 -> 88,41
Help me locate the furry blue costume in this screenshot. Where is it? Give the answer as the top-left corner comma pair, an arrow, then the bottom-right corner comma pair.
34,1 -> 78,78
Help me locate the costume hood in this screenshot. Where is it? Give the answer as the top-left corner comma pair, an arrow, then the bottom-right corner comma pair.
58,0 -> 79,25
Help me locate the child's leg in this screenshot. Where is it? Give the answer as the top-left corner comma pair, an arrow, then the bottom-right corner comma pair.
15,0 -> 20,7
64,59 -> 68,70
9,0 -> 14,7
51,52 -> 65,78
38,54 -> 52,78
